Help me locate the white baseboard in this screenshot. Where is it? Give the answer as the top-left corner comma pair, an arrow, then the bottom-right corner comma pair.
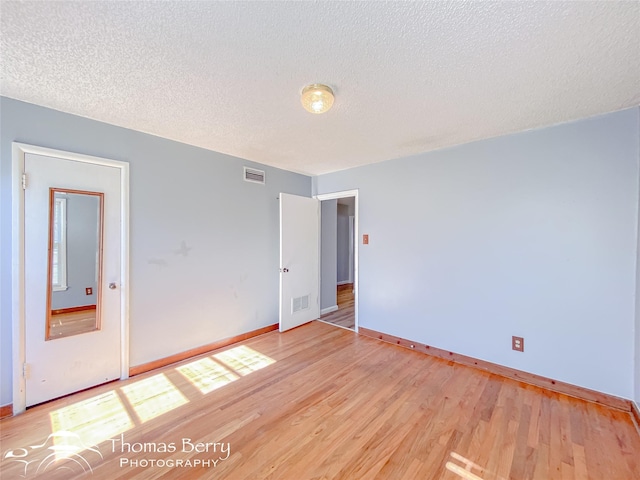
321,305 -> 339,315
337,281 -> 352,286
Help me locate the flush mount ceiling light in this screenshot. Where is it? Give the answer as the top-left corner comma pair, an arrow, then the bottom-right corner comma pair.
301,84 -> 334,114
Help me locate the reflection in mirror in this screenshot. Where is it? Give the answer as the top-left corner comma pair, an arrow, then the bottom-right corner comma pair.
47,189 -> 104,340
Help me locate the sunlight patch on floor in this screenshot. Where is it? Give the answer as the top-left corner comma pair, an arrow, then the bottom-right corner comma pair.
49,390 -> 133,459
213,345 -> 276,376
176,357 -> 239,394
446,462 -> 484,480
121,373 -> 188,423
446,452 -> 498,480
38,345 -> 276,462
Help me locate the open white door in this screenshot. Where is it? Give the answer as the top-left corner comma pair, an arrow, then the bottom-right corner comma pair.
279,193 -> 320,332
24,152 -> 122,406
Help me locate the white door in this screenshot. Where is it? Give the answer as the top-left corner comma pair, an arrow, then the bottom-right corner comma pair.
24,152 -> 122,406
279,193 -> 320,332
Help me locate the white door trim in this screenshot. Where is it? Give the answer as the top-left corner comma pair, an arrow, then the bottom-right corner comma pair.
348,215 -> 355,284
315,189 -> 359,332
11,142 -> 130,414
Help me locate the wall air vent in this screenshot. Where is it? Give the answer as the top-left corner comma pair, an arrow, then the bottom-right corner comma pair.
244,167 -> 266,185
292,295 -> 310,314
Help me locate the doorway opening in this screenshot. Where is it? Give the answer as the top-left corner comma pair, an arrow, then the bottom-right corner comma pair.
316,191 -> 358,332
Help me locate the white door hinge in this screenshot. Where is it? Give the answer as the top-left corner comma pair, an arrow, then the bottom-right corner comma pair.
23,363 -> 31,379
21,173 -> 27,190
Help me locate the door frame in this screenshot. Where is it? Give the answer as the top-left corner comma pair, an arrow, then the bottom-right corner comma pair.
11,142 -> 130,414
315,189 -> 359,332
348,215 -> 355,284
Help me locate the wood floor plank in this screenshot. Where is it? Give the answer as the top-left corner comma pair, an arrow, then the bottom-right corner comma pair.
548,397 -> 564,480
1,321 -> 638,479
509,403 -> 532,479
527,389 -> 542,449
572,443 -> 588,480
559,396 -> 575,468
321,284 -> 355,329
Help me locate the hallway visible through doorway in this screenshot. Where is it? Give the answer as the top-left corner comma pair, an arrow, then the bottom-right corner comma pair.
321,283 -> 354,329
318,190 -> 358,332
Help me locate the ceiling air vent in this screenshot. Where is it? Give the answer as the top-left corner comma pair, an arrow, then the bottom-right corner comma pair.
244,167 -> 265,185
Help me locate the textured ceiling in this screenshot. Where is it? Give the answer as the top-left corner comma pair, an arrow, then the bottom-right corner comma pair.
1,1 -> 639,175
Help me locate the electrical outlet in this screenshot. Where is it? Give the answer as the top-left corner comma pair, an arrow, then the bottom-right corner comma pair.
512,336 -> 524,352
363,234 -> 369,245
86,287 -> 93,295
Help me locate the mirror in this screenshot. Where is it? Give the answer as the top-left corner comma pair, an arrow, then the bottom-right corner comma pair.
46,189 -> 104,340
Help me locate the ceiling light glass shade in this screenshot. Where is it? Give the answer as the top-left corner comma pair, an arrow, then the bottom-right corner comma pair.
301,84 -> 334,114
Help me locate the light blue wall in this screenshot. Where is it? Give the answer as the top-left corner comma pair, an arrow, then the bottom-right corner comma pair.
320,200 -> 337,310
51,193 -> 100,310
315,107 -> 640,399
3,97 -> 639,407
0,97 -> 311,407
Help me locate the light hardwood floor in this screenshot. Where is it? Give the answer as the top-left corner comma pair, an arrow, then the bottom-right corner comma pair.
321,283 -> 355,329
1,321 -> 638,479
49,308 -> 98,339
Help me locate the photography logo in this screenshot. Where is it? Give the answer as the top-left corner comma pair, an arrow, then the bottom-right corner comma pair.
3,431 -> 102,477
